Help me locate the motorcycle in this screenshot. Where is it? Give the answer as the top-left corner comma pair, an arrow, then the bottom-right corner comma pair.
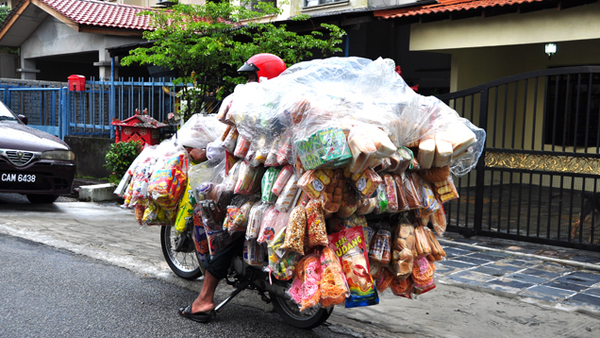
160,223 -> 333,329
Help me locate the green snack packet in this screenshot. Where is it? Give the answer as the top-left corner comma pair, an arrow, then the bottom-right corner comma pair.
261,167 -> 281,203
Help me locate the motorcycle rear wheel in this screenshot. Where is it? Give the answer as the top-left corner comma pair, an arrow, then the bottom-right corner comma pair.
269,291 -> 333,329
160,225 -> 203,280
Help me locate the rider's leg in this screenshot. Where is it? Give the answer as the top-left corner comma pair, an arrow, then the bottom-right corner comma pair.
190,271 -> 219,313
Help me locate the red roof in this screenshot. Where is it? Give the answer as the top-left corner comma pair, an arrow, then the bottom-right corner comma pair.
40,0 -> 153,30
374,0 -> 548,19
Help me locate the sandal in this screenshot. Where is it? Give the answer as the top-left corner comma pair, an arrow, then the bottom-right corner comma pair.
178,305 -> 216,323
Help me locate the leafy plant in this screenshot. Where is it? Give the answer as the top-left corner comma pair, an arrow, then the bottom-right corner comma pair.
104,141 -> 143,184
121,0 -> 346,121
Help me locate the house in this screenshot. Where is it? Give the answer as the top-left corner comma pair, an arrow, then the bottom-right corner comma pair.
0,0 -> 154,80
374,0 -> 600,91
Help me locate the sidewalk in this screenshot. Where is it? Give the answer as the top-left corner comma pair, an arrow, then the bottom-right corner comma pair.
435,233 -> 600,314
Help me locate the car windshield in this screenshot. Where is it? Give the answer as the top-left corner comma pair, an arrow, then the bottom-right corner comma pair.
0,102 -> 18,122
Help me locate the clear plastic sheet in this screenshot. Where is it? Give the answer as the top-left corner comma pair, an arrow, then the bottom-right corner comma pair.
226,56 -> 484,177
177,113 -> 228,150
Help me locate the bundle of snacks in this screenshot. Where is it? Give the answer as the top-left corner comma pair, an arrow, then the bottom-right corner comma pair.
118,56 -> 486,313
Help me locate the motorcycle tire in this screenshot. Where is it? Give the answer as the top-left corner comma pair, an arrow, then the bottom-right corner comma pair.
160,225 -> 203,280
269,291 -> 333,329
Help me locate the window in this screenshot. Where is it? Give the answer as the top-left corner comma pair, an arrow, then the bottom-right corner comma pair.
304,0 -> 347,7
244,0 -> 277,12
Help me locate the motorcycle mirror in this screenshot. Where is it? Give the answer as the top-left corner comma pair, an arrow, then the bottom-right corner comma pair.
167,112 -> 181,126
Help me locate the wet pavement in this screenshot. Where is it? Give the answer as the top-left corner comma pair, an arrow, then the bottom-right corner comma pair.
435,233 -> 600,314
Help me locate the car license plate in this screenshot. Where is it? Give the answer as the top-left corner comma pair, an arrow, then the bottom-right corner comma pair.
0,172 -> 38,184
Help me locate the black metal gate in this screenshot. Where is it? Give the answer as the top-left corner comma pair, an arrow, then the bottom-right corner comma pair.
436,66 -> 600,251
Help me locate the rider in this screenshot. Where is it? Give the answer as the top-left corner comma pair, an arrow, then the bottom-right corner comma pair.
179,53 -> 287,323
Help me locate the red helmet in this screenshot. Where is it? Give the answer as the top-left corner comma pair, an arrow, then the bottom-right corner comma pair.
238,53 -> 286,82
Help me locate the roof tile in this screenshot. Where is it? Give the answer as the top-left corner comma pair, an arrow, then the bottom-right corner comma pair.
40,0 -> 152,30
375,0 -> 547,19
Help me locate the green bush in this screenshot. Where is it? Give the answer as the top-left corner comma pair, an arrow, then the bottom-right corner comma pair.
104,140 -> 143,184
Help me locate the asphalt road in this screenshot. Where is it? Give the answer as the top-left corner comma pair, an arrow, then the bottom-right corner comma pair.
0,233 -> 349,338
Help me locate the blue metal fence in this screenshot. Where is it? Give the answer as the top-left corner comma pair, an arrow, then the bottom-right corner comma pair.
0,77 -> 179,140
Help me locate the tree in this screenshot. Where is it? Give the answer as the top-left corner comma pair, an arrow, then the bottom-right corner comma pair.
120,0 -> 346,120
0,6 -> 11,23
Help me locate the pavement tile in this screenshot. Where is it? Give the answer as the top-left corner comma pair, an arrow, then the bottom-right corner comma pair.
438,259 -> 475,270
505,272 -> 548,285
564,293 -> 600,310
487,261 -> 525,273
433,264 -> 456,276
567,255 -> 600,264
472,251 -> 513,261
518,268 -> 561,280
554,272 -> 600,287
455,245 -> 485,252
442,247 -> 472,258
520,285 -> 576,301
445,271 -> 493,286
472,265 -> 508,277
582,287 -> 600,297
499,258 -> 543,267
452,255 -> 491,266
481,278 -> 535,294
531,261 -> 574,274
542,280 -> 589,292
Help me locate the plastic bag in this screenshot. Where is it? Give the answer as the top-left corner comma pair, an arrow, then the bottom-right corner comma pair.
261,167 -> 281,203
148,152 -> 188,211
243,239 -> 265,266
178,113 -> 228,150
328,226 -> 379,308
274,173 -> 300,212
392,222 -> 416,279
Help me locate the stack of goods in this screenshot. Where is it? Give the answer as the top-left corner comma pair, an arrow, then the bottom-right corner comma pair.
116,57 -> 485,310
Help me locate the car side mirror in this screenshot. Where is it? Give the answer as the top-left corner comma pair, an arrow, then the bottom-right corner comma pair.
18,114 -> 28,125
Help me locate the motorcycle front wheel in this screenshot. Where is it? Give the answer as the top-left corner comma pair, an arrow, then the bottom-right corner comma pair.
160,225 -> 203,280
269,291 -> 333,329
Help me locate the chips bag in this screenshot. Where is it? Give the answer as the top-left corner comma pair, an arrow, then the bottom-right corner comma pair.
328,226 -> 379,308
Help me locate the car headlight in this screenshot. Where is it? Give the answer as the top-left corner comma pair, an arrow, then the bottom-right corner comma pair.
41,150 -> 75,161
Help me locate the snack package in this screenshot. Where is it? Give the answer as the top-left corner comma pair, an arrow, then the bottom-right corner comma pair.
274,174 -> 300,212
328,226 -> 379,308
281,205 -> 307,255
346,168 -> 382,198
294,127 -> 352,170
298,170 -> 323,200
414,226 -> 433,257
234,161 -> 264,194
261,167 -> 281,203
431,176 -> 460,204
148,153 -> 188,211
375,183 -> 388,214
257,206 -> 281,244
431,206 -> 447,236
383,174 -> 399,213
390,276 -> 413,298
288,253 -> 322,311
368,226 -> 392,266
223,200 -> 254,234
401,172 -> 424,209
234,136 -> 251,159
192,206 -> 209,272
243,239 -> 264,266
392,174 -> 409,211
246,202 -> 269,239
320,246 -> 349,308
272,165 -> 294,196
173,179 -> 196,233
375,267 -> 395,293
306,199 -> 328,248
412,255 -> 436,294
392,222 -> 416,279
337,184 -> 358,218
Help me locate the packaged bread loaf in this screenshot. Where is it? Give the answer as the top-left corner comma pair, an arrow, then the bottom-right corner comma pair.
414,225 -> 432,257
417,135 -> 435,170
446,122 -> 477,157
431,207 -> 447,236
431,176 -> 459,204
419,166 -> 450,183
383,174 -> 398,213
434,132 -> 453,167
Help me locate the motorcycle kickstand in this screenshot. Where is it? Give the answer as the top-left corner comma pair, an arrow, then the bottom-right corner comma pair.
213,277 -> 252,313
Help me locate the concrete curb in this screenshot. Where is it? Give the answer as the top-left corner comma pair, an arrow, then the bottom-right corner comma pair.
77,183 -> 120,202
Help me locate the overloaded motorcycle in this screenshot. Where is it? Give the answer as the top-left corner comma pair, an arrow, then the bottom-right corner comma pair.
160,223 -> 332,329
159,113 -> 332,329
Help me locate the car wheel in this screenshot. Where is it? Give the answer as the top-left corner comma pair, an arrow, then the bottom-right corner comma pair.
26,194 -> 59,204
